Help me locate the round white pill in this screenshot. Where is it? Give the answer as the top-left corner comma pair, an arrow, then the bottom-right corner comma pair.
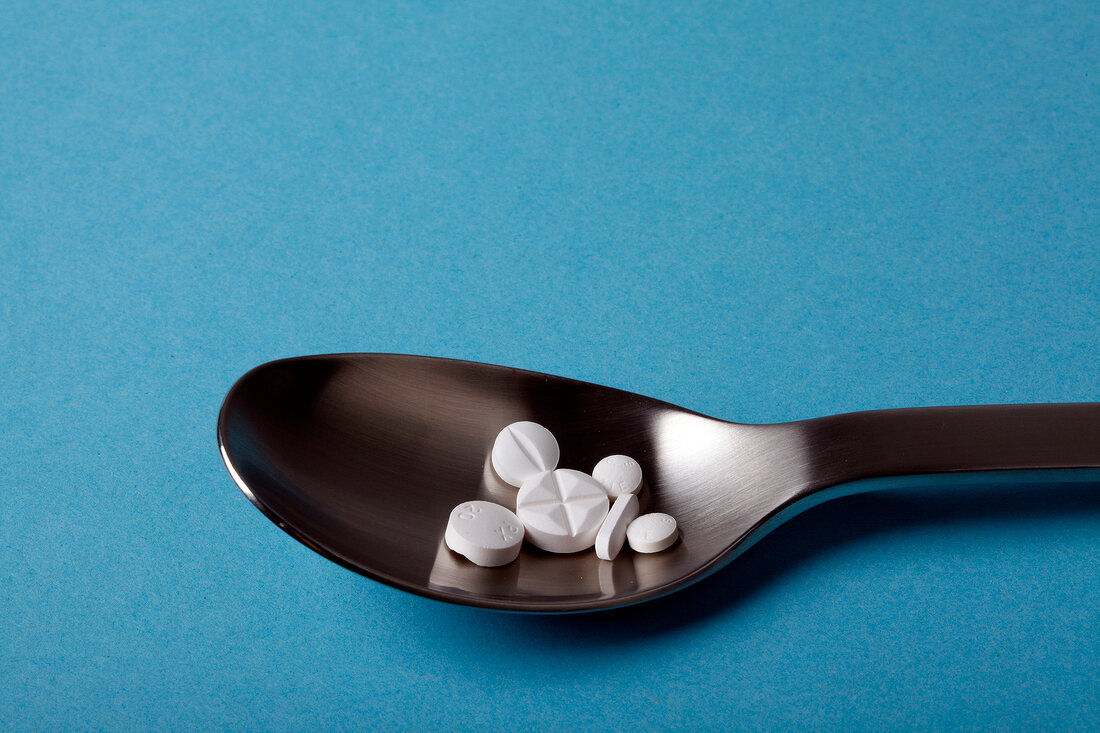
595,493 -> 640,561
516,469 -> 609,553
445,500 -> 525,567
592,454 -> 643,497
626,513 -> 678,554
491,421 -> 560,487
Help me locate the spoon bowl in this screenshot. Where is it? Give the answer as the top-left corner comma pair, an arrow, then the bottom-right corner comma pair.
217,354 -> 1100,612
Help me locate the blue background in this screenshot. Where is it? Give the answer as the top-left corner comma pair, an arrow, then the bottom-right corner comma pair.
2,0 -> 1098,728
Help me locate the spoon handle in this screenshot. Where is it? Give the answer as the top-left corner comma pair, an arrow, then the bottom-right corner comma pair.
799,402 -> 1100,491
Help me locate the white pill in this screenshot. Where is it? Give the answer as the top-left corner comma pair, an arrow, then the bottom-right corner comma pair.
491,421 -> 560,487
592,454 -> 643,497
595,493 -> 640,561
445,500 -> 524,567
516,469 -> 609,553
626,513 -> 678,553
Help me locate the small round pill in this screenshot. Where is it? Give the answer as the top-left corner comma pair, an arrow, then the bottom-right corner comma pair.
445,500 -> 525,567
626,512 -> 678,554
491,421 -> 560,487
592,454 -> 643,497
595,493 -> 640,561
516,469 -> 609,553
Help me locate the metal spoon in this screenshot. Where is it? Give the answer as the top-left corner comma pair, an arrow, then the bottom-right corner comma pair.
217,353 -> 1100,613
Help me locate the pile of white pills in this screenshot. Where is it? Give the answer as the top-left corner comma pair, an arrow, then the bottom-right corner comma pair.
444,421 -> 679,567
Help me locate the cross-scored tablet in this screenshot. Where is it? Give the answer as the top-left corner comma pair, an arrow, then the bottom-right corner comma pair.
491,421 -> 560,487
516,469 -> 610,553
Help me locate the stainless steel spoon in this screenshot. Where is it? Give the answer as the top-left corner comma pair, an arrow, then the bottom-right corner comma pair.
217,353 -> 1100,613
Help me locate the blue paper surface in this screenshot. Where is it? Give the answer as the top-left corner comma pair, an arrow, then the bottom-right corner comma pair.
2,0 -> 1098,728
